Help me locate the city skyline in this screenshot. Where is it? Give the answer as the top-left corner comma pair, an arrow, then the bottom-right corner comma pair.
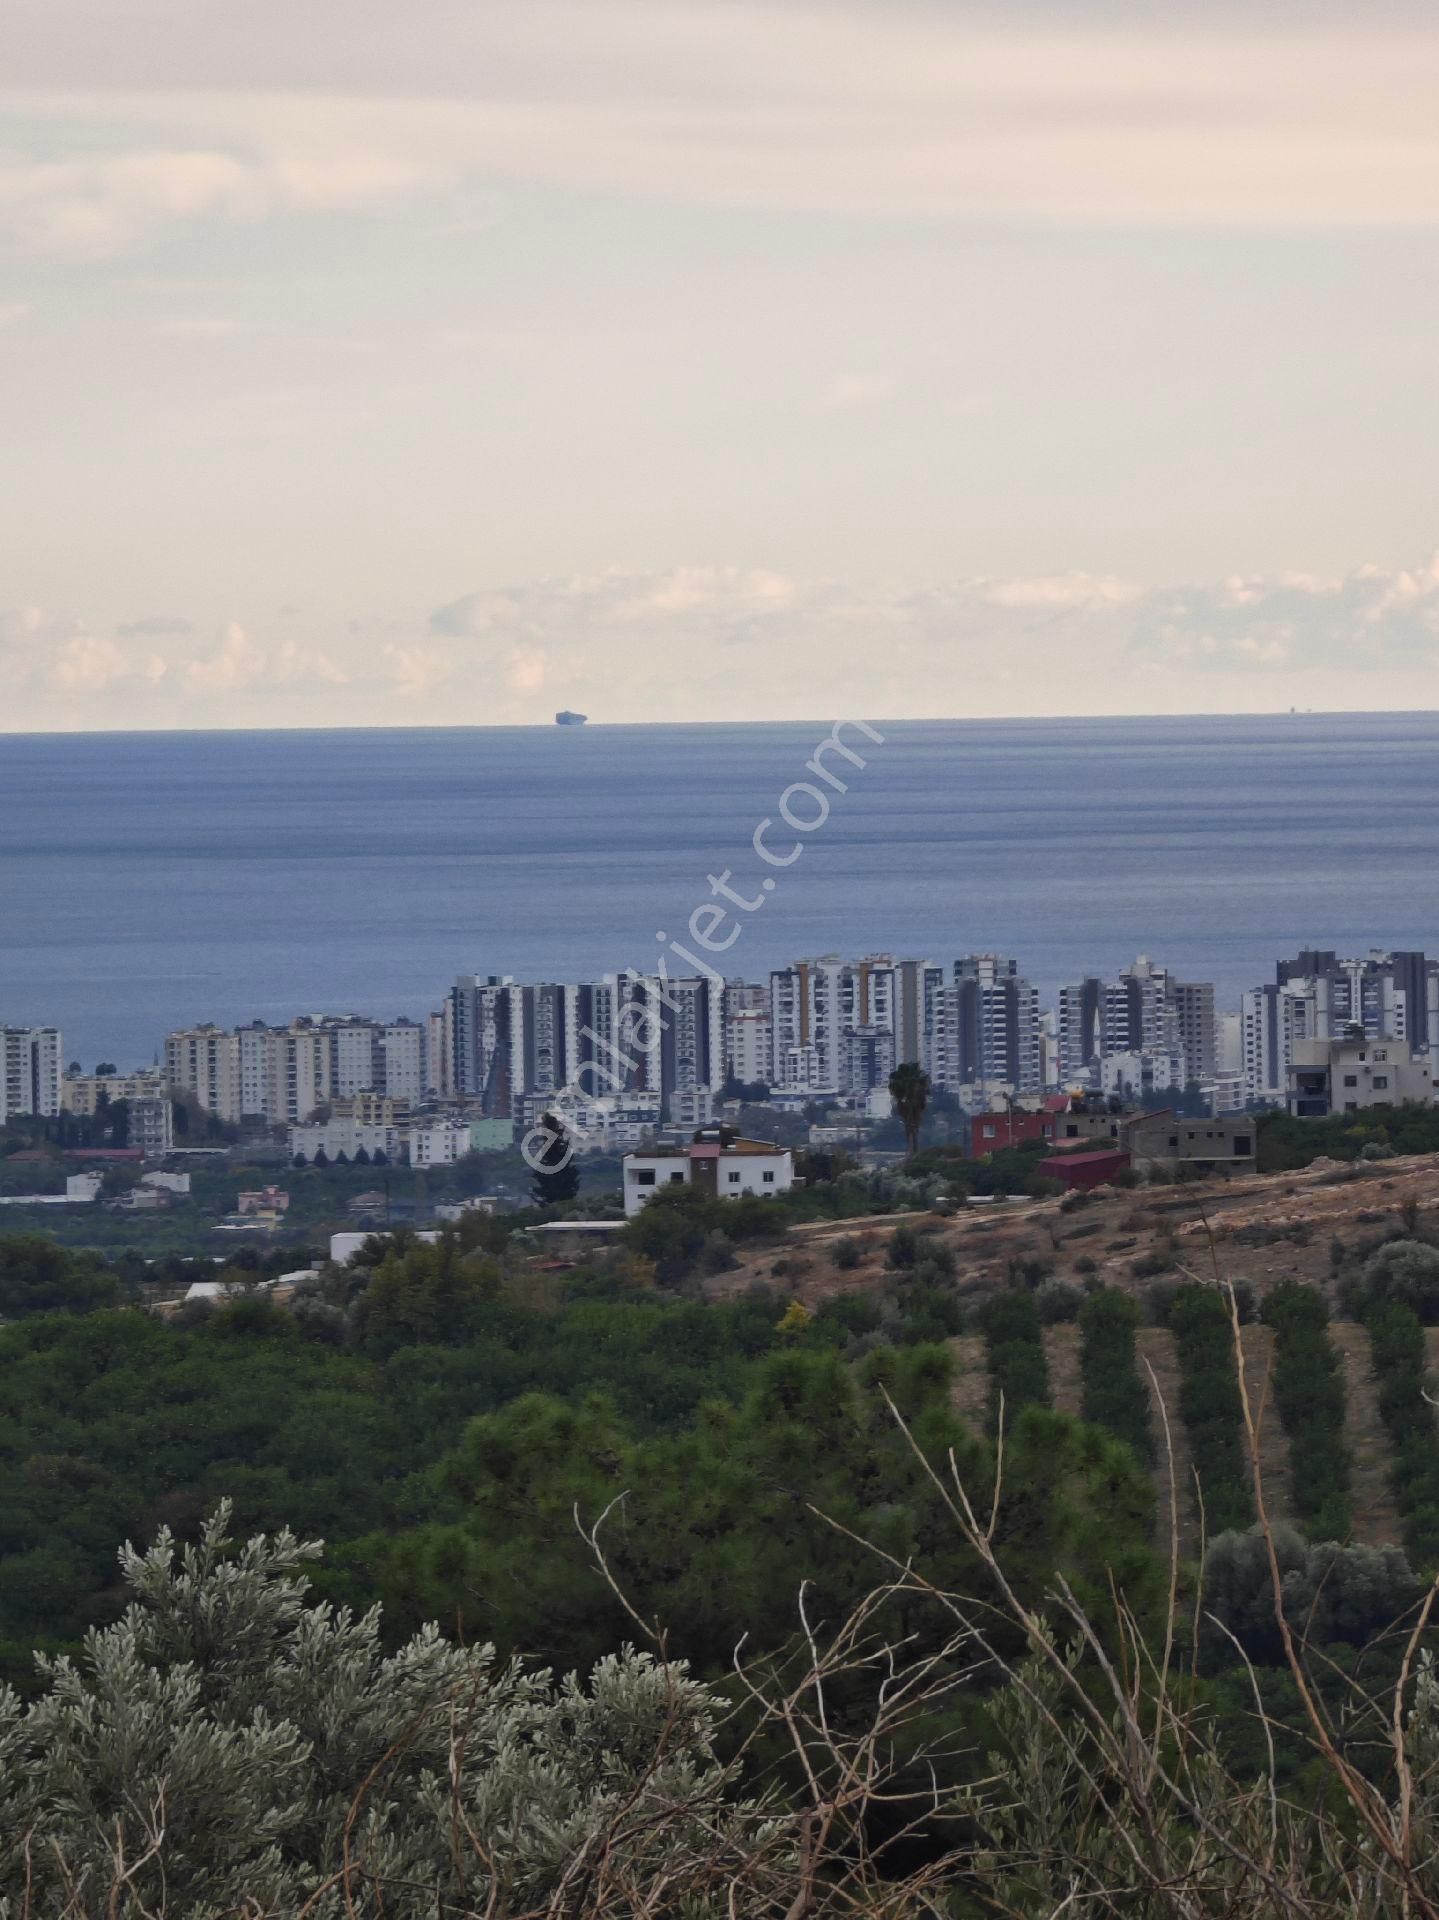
6,2 -> 1439,728
11,940 -> 1439,1128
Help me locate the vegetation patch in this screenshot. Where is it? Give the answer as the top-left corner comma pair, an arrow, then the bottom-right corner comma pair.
1079,1287 -> 1154,1465
1168,1285 -> 1255,1535
1260,1281 -> 1350,1540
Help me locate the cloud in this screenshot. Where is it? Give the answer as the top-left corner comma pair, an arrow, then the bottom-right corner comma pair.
431,567 -> 801,651
7,553 -> 1439,729
982,573 -> 1145,613
0,134 -> 450,256
819,372 -> 897,414
0,606 -> 166,695
183,622 -> 348,691
117,614 -> 194,638
5,10 -> 1439,253
1127,557 -> 1439,672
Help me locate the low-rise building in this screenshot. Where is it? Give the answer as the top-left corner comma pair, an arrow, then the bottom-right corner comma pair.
1287,1036 -> 1434,1119
1126,1114 -> 1256,1175
129,1094 -> 174,1158
622,1128 -> 793,1217
62,1068 -> 167,1116
288,1119 -> 400,1164
407,1120 -> 474,1167
237,1186 -> 290,1216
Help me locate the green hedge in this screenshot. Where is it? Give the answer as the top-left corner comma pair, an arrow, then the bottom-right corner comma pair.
1366,1301 -> 1439,1565
1079,1288 -> 1154,1465
1260,1282 -> 1350,1541
980,1291 -> 1050,1436
1169,1286 -> 1255,1536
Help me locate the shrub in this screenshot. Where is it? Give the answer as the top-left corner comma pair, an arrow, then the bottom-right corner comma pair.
0,1506 -> 775,1917
885,1224 -> 920,1270
1364,1239 -> 1439,1322
1204,1524 -> 1422,1663
1035,1278 -> 1083,1325
831,1236 -> 862,1271
1079,1287 -> 1154,1465
698,1229 -> 739,1275
1366,1298 -> 1439,1563
1072,1254 -> 1098,1277
980,1291 -> 1050,1433
1260,1282 -> 1350,1539
1129,1250 -> 1174,1280
1169,1286 -> 1254,1535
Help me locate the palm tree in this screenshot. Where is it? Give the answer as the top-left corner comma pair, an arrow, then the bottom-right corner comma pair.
888,1062 -> 931,1158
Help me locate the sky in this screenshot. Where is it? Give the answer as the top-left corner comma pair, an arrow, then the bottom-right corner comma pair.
4,0 -> 1439,729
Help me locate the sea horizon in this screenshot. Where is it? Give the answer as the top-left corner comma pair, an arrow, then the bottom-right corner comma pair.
5,709 -> 1439,1067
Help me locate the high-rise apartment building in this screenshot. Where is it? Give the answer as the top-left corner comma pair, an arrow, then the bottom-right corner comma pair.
0,1026 -> 62,1121
953,955 -> 1042,1093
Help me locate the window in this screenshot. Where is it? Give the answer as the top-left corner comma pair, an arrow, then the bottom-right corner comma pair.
634,1168 -> 656,1187
669,1170 -> 685,1183
1373,1074 -> 1389,1090
1343,1075 -> 1358,1088
1233,1136 -> 1252,1156
1374,1049 -> 1388,1062
762,1170 -> 775,1184
728,1170 -> 740,1184
982,1124 -> 996,1139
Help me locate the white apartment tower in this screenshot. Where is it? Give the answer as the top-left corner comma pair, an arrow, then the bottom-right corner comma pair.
0,1026 -> 62,1121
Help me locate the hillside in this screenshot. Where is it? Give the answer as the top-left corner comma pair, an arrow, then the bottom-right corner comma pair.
710,1150 -> 1439,1554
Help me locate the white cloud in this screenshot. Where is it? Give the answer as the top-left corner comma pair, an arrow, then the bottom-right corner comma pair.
0,134 -> 450,256
819,372 -> 897,414
7,554 -> 1439,729
5,11 -> 1439,254
982,573 -> 1145,613
183,622 -> 348,691
1127,556 -> 1439,672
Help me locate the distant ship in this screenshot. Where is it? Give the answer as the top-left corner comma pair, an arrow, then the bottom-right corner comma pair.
554,710 -> 588,726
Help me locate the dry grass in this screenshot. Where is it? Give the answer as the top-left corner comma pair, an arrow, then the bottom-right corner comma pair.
947,1333 -> 989,1432
1043,1322 -> 1084,1418
1237,1321 -> 1294,1527
1135,1326 -> 1199,1554
1331,1320 -> 1405,1547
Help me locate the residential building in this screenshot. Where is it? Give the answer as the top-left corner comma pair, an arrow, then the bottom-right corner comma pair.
407,1119 -> 474,1167
128,1095 -> 174,1158
727,1006 -> 772,1087
62,1068 -> 167,1116
1098,1048 -> 1186,1101
622,1128 -> 793,1216
1,1026 -> 63,1122
953,955 -> 1042,1094
1057,976 -> 1104,1084
1126,1113 -> 1256,1175
1287,1036 -> 1434,1118
288,1119 -> 400,1163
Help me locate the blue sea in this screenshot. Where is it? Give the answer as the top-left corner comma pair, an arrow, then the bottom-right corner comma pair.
1,714 -> 1437,1068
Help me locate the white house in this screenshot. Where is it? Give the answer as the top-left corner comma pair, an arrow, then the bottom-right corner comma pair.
406,1120 -> 474,1167
622,1129 -> 793,1218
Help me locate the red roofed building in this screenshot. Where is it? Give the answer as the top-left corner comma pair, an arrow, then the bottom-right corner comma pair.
1037,1147 -> 1130,1190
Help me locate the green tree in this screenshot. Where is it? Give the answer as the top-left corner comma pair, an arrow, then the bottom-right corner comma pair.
888,1061 -> 931,1157
530,1109 -> 581,1207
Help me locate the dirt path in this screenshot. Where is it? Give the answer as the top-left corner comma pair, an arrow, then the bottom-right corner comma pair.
1238,1323 -> 1294,1526
948,1334 -> 990,1434
1043,1323 -> 1084,1419
1331,1322 -> 1404,1547
1135,1327 -> 1198,1555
